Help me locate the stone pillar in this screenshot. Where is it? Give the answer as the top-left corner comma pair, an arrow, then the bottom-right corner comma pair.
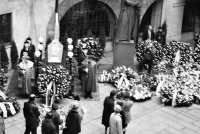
162,0 -> 185,42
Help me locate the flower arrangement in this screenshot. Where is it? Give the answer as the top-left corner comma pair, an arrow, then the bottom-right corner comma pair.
0,93 -> 20,118
136,40 -> 162,64
65,57 -> 79,76
132,84 -> 152,100
98,70 -> 112,83
75,37 -> 104,62
163,41 -> 192,64
0,69 -> 8,92
37,64 -> 71,99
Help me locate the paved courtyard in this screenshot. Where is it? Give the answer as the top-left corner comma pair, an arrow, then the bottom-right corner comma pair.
4,52 -> 200,134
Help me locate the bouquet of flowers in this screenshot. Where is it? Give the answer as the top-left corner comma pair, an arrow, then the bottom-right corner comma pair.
37,64 -> 71,99
75,37 -> 104,62
132,84 -> 152,100
0,69 -> 7,92
153,60 -> 168,74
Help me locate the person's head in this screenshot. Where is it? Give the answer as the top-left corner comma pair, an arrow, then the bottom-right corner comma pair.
26,37 -> 32,45
72,101 -> 79,109
24,41 -> 29,49
52,103 -> 58,110
114,104 -> 122,113
29,94 -> 36,102
148,25 -> 152,31
110,90 -> 117,98
74,95 -> 80,101
158,26 -> 162,32
124,91 -> 130,99
46,112 -> 53,119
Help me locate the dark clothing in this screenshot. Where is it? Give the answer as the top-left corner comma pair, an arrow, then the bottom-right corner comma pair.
120,111 -> 127,129
63,109 -> 81,134
42,119 -> 57,134
23,101 -> 40,129
139,48 -> 154,74
156,31 -> 163,45
24,125 -> 37,134
51,110 -> 63,134
102,96 -> 115,128
19,48 -> 35,63
142,30 -> 155,41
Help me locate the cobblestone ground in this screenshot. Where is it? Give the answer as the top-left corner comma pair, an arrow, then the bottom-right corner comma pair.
4,52 -> 200,134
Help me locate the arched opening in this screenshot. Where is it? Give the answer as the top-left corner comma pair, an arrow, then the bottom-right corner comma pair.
139,0 -> 163,40
181,2 -> 195,33
60,0 -> 116,39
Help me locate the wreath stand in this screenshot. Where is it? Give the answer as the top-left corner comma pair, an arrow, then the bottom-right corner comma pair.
45,80 -> 56,110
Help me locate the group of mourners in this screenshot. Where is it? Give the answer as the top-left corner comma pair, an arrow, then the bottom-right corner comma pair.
23,94 -> 84,134
102,90 -> 134,134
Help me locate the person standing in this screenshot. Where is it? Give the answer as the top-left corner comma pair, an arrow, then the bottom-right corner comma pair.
51,103 -> 63,134
142,25 -> 155,41
23,94 -> 40,134
116,100 -> 127,134
156,26 -> 164,45
109,104 -> 123,134
26,37 -> 35,63
123,92 -> 133,132
42,112 -> 57,134
63,101 -> 81,134
102,90 -> 117,134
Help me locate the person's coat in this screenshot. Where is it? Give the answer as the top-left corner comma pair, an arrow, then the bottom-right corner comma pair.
63,109 -> 81,134
109,113 -> 123,134
42,118 -> 57,134
51,110 -> 63,133
102,96 -> 115,127
142,30 -> 155,41
23,101 -> 40,128
120,111 -> 127,129
123,100 -> 133,124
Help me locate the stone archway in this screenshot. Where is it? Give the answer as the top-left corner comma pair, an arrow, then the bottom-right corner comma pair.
46,0 -> 120,36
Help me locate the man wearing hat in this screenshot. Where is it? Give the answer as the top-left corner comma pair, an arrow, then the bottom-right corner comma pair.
156,26 -> 164,45
23,94 -> 40,134
50,103 -> 63,134
109,104 -> 123,134
63,101 -> 81,134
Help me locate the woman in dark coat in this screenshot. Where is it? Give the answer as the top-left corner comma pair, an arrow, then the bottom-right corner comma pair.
42,112 -> 57,134
102,90 -> 117,134
63,101 -> 81,134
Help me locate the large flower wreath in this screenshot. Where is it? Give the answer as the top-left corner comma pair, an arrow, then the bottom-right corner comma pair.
75,37 -> 104,62
163,41 -> 192,64
37,64 -> 71,99
136,40 -> 162,64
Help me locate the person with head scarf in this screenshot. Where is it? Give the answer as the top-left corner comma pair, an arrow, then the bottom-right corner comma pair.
50,103 -> 63,134
42,112 -> 57,134
63,101 -> 81,134
109,104 -> 123,134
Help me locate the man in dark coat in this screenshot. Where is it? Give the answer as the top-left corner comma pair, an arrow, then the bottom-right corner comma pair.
23,94 -> 40,134
42,112 -> 57,134
51,103 -> 63,134
142,25 -> 155,41
102,90 -> 117,134
63,101 -> 81,134
156,26 -> 164,45
26,37 -> 35,63
138,45 -> 154,74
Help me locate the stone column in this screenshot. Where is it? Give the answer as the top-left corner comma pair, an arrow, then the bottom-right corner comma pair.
162,0 -> 185,42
